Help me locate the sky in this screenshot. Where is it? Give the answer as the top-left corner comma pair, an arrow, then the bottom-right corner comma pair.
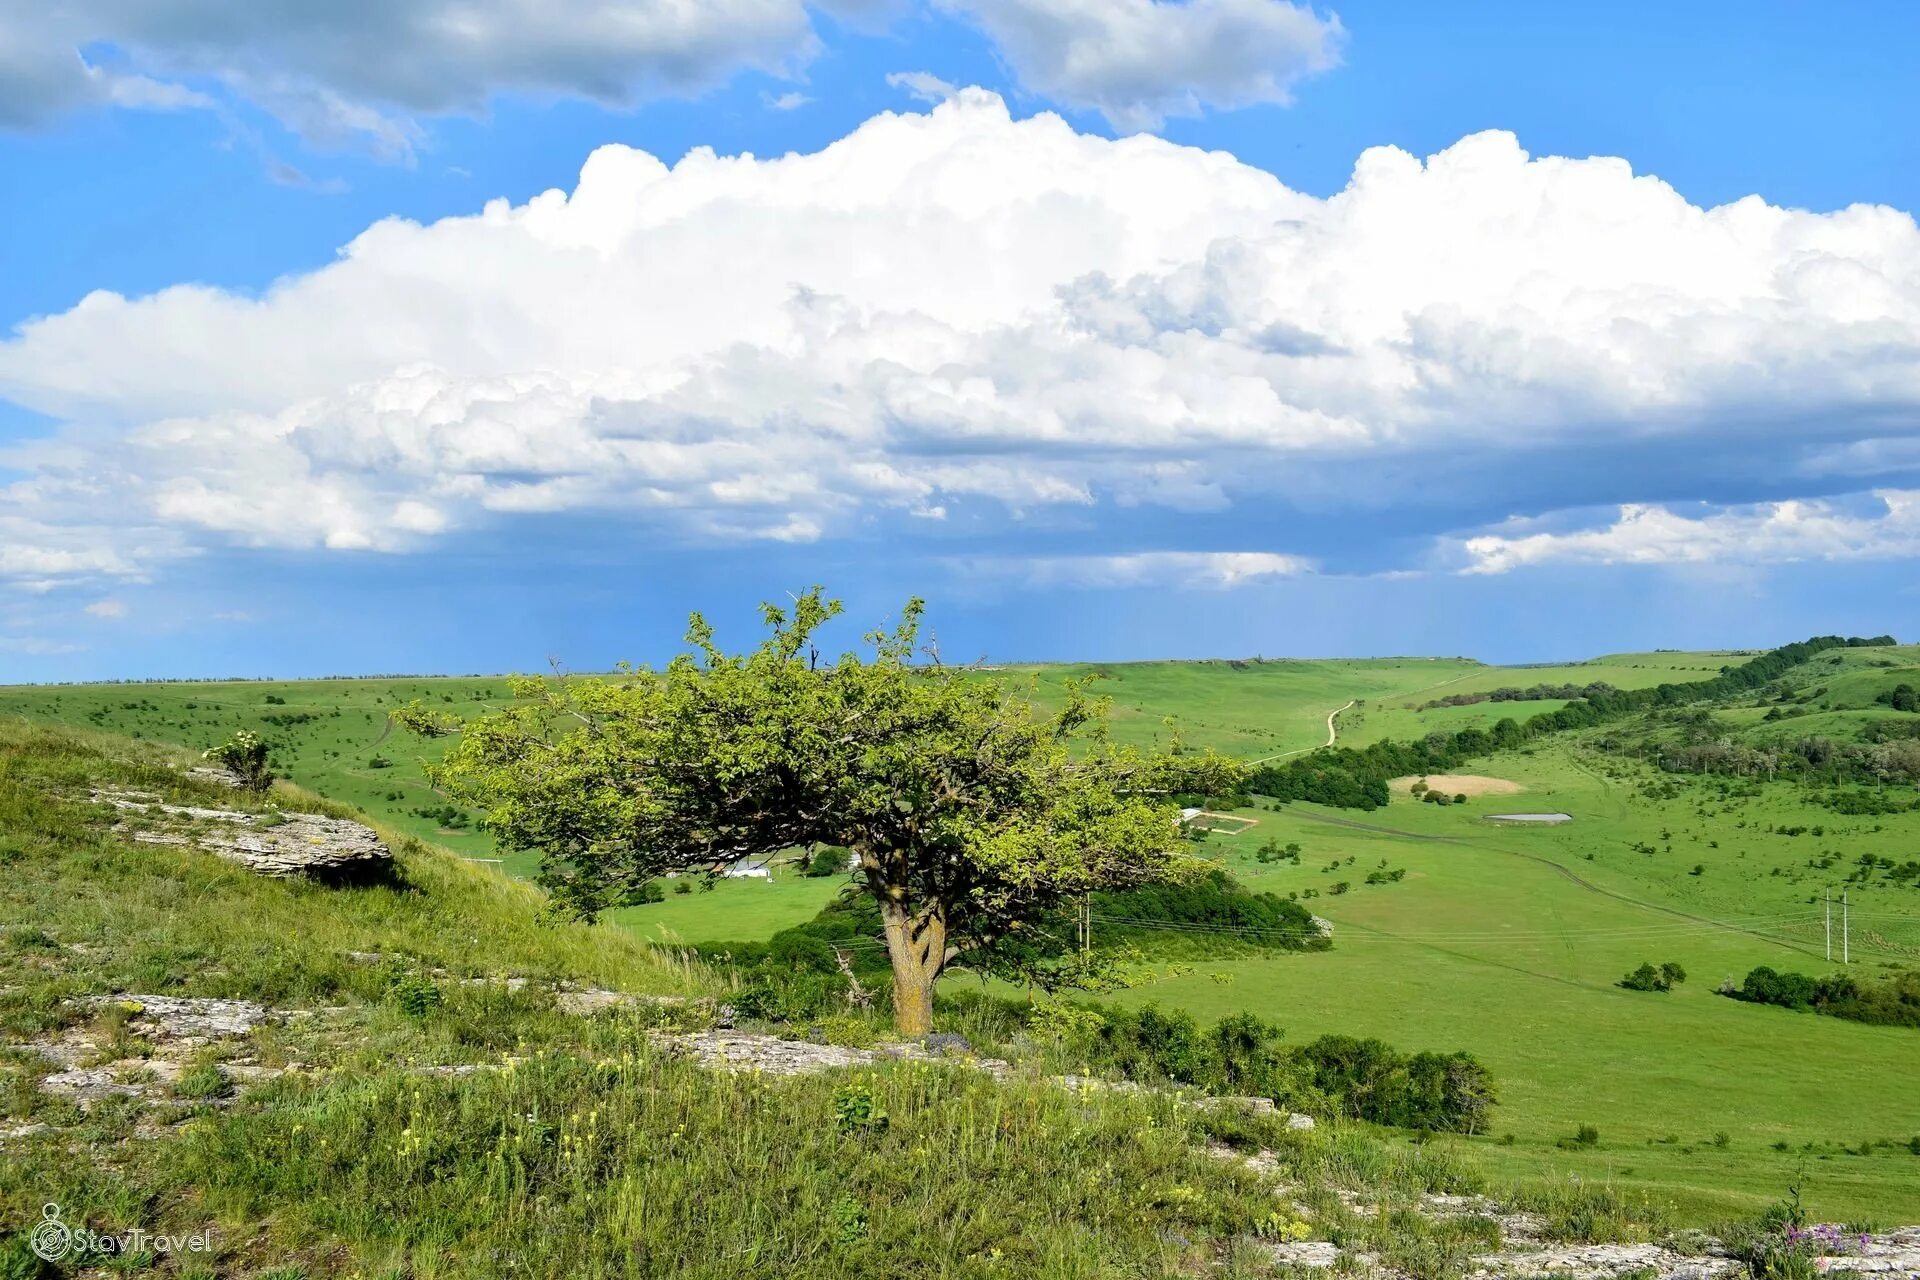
2,1 -> 1918,680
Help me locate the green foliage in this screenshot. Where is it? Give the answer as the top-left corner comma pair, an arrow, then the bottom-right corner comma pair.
408,588 -> 1243,1032
803,845 -> 850,877
1033,1002 -> 1496,1134
172,1060 -> 233,1100
0,1232 -> 53,1280
387,973 -> 445,1019
1876,683 -> 1919,713
1293,1035 -> 1498,1134
1724,966 -> 1920,1028
202,728 -> 271,792
1618,961 -> 1687,993
831,1082 -> 888,1134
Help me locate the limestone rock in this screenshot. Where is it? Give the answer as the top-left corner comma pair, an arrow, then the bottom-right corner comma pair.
97,789 -> 392,881
1469,1243 -> 1742,1279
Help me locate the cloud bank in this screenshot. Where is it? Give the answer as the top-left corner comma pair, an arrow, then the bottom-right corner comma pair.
935,0 -> 1344,130
4,91 -> 1920,594
0,0 -> 865,155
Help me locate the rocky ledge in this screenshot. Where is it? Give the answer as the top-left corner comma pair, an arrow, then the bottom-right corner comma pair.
95,788 -> 392,881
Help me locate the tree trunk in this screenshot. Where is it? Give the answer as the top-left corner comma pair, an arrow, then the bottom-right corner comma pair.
879,899 -> 944,1036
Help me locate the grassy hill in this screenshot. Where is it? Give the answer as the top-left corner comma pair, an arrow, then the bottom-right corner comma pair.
3,720 -> 1531,1278
6,643 -> 1919,1225
1115,738 -> 1920,1220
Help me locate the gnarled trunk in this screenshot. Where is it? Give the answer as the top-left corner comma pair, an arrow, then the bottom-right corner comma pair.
879,898 -> 945,1036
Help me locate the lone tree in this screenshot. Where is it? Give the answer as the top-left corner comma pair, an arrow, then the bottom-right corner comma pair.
402,589 -> 1242,1034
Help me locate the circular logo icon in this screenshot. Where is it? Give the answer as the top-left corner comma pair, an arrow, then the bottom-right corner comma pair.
30,1203 -> 73,1262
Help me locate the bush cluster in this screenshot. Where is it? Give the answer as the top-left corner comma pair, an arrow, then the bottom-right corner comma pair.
1618,961 -> 1686,993
1067,1007 -> 1496,1134
1723,966 -> 1920,1029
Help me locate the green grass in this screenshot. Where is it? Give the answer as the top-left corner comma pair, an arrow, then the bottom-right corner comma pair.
6,645 -> 1919,1222
997,656 -> 1488,758
609,872 -> 846,944
1112,738 -> 1920,1220
0,718 -> 1562,1279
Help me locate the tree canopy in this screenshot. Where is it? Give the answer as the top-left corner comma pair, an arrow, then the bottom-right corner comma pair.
403,588 -> 1243,1033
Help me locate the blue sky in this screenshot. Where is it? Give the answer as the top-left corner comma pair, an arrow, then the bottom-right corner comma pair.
2,1 -> 1918,678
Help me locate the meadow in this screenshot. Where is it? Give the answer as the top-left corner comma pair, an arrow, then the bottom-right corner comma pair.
6,643 -> 1919,1221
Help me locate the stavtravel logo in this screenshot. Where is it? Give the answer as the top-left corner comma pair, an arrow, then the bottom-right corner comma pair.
30,1202 -> 215,1262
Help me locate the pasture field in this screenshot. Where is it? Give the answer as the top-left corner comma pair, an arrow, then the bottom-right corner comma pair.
994,657 -> 1488,757
1112,738 -> 1920,1220
6,645 -> 1920,1219
1339,650 -> 1765,747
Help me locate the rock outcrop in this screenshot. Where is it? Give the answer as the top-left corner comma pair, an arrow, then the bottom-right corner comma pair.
95,789 -> 392,881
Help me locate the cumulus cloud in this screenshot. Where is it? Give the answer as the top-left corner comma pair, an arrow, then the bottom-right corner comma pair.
934,0 -> 1343,130
1459,493 -> 1920,575
83,598 -> 129,619
3,92 -> 1920,592
0,0 -> 849,155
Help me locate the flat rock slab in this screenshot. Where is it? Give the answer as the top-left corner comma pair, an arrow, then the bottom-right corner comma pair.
1264,1241 -> 1341,1268
97,789 -> 392,880
1470,1244 -> 1741,1279
96,994 -> 276,1041
654,1030 -> 1012,1077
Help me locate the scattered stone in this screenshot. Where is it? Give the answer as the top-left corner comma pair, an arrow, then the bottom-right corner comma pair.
1815,1226 -> 1920,1274
0,1122 -> 51,1142
1469,1242 -> 1741,1279
94,994 -> 275,1043
555,988 -> 635,1016
653,1030 -> 1014,1078
1286,1112 -> 1316,1131
187,766 -> 247,789
922,1031 -> 973,1055
41,1063 -> 153,1106
1263,1241 -> 1341,1268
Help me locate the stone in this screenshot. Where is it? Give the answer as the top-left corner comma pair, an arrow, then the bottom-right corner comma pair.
1469,1243 -> 1742,1280
95,994 -> 275,1042
922,1031 -> 973,1055
1286,1112 -> 1316,1130
1264,1241 -> 1340,1268
96,789 -> 392,881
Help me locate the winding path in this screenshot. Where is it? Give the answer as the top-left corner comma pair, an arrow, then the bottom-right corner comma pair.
1250,700 -> 1355,764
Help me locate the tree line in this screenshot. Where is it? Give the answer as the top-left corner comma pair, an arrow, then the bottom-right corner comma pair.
1248,636 -> 1896,811
1419,680 -> 1618,709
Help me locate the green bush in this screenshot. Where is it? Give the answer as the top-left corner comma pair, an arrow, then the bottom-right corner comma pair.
203,729 -> 272,792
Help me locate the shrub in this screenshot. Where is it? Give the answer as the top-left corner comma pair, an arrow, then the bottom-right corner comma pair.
203,730 -> 272,792
388,974 -> 444,1019
1557,1124 -> 1600,1149
1618,961 -> 1687,993
173,1062 -> 232,1101
803,846 -> 850,878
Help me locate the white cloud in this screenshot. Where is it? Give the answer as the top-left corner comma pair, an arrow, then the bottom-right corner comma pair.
971,549 -> 1313,587
4,93 -> 1920,588
886,70 -> 958,103
1459,493 -> 1920,575
763,90 -> 813,110
83,598 -> 129,619
0,0 -> 838,155
934,0 -> 1343,130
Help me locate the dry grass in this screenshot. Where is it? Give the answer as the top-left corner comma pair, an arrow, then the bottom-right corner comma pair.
1389,774 -> 1525,797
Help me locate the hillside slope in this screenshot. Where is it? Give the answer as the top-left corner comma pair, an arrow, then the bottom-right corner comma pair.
0,721 -> 1548,1279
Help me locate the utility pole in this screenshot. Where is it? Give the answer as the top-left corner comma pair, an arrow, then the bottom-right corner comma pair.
1842,891 -> 1850,966
1824,889 -> 1832,962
